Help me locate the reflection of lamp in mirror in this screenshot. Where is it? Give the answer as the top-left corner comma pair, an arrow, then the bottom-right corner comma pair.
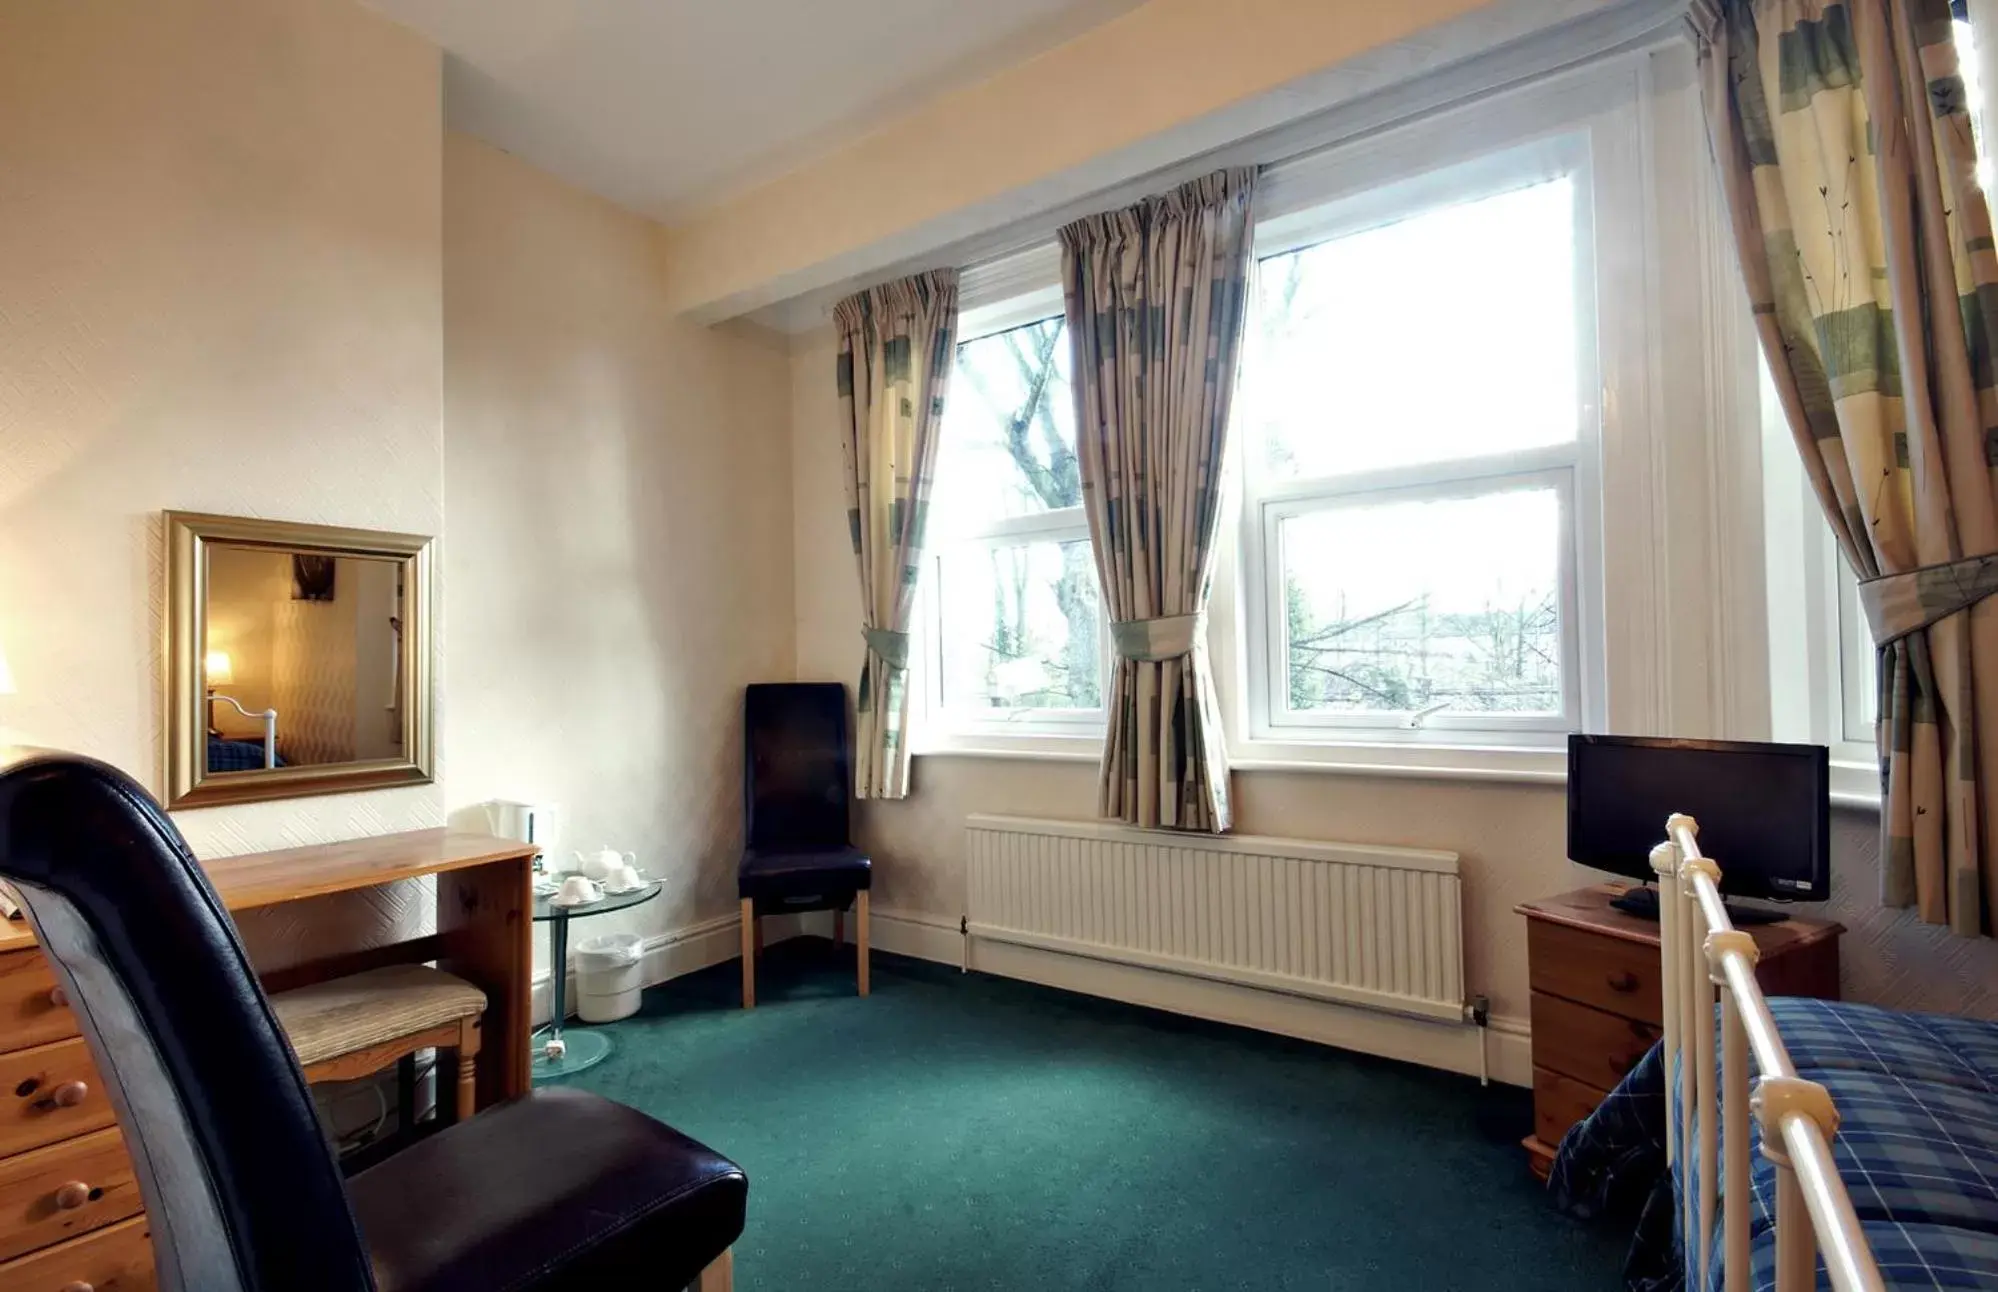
204,650 -> 278,771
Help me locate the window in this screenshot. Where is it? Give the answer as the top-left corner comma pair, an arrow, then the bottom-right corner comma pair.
922,293 -> 1106,739
1238,143 -> 1597,745
913,50 -> 1743,773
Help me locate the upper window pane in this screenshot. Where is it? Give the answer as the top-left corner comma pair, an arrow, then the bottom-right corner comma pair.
1281,488 -> 1564,717
932,317 -> 1079,531
1243,178 -> 1580,480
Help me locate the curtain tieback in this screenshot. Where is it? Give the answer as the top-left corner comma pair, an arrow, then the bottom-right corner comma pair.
1858,553 -> 1998,648
1110,613 -> 1206,663
862,627 -> 911,670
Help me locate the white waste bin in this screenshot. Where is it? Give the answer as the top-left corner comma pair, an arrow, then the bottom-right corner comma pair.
574,932 -> 644,1023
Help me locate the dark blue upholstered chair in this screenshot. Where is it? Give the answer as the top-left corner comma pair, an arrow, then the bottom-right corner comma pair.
736,683 -> 871,1007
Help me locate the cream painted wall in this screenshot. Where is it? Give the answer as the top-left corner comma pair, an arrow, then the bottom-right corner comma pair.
0,0 -> 444,969
442,133 -> 796,965
0,0 -> 444,827
788,329 -> 1998,1033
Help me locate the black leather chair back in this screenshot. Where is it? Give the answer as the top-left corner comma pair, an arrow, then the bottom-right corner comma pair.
0,749 -> 376,1292
743,683 -> 851,852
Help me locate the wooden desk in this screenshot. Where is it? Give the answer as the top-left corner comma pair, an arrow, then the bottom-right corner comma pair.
1515,884 -> 1842,1180
202,828 -> 537,1108
0,829 -> 534,1290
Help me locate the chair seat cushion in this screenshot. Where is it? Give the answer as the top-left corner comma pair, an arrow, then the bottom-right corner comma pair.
739,845 -> 871,906
350,1087 -> 747,1292
272,964 -> 486,1067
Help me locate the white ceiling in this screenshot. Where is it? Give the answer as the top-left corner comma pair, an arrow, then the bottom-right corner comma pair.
367,0 -> 1145,222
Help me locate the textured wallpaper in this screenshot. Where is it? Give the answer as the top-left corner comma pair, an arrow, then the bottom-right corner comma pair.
0,0 -> 445,970
440,133 -> 796,973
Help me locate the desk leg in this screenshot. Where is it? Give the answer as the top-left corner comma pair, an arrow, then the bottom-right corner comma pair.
440,856 -> 531,1108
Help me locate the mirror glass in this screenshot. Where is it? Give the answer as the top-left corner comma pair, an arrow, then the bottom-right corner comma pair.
202,548 -> 408,774
164,512 -> 432,808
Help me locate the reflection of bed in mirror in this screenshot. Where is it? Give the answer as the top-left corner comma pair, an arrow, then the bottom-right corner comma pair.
202,547 -> 404,770
165,512 -> 432,807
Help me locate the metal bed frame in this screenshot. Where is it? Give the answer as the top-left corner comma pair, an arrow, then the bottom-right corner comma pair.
1653,813 -> 1884,1292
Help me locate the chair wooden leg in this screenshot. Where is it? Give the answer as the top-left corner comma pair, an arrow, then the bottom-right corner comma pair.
691,1247 -> 733,1292
454,1015 -> 481,1121
739,898 -> 756,1009
857,890 -> 870,997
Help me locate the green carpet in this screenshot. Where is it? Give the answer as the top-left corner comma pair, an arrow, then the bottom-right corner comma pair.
555,939 -> 1623,1290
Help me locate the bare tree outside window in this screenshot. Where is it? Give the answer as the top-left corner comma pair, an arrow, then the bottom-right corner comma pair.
931,317 -> 1102,716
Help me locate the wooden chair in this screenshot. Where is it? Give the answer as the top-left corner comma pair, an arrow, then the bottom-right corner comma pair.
270,963 -> 487,1123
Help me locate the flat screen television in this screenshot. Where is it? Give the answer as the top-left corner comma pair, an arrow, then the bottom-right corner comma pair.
1567,735 -> 1830,906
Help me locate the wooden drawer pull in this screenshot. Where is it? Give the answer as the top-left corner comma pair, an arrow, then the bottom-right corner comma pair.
1605,970 -> 1639,993
46,1079 -> 89,1108
48,983 -> 68,1007
54,1180 -> 93,1210
62,1283 -> 95,1292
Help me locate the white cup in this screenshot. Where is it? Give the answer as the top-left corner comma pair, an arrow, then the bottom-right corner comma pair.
605,862 -> 643,893
556,875 -> 602,905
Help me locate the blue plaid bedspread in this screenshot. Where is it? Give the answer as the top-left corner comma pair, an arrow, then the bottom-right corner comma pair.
1551,998 -> 1998,1291
207,737 -> 282,772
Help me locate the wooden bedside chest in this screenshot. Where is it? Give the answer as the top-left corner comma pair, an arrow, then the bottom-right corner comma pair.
1516,884 -> 1842,1180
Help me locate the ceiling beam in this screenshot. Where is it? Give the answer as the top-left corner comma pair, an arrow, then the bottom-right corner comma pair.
660,0 -> 1615,323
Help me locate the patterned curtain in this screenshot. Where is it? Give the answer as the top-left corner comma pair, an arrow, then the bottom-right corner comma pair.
835,270 -> 959,799
1060,169 -> 1258,832
1699,0 -> 1998,934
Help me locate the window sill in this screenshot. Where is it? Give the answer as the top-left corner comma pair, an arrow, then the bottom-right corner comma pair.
914,732 -> 1569,785
1230,738 -> 1566,785
912,733 -> 1102,763
1828,759 -> 1879,812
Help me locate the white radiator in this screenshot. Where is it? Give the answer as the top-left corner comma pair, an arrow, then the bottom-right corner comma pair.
965,815 -> 1466,1023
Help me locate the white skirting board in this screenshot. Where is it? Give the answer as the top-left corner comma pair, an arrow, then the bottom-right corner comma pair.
529,904 -> 1532,1089
532,909 -> 814,1024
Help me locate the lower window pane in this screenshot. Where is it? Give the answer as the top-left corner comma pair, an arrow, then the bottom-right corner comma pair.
938,539 -> 1101,715
1280,489 -> 1564,718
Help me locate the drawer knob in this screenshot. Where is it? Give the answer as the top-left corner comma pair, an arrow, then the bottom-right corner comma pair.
48,984 -> 68,1008
48,1080 -> 88,1108
1606,970 -> 1639,993
54,1180 -> 91,1210
62,1283 -> 94,1292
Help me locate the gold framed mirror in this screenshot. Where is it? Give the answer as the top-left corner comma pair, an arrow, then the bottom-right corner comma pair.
164,511 -> 434,809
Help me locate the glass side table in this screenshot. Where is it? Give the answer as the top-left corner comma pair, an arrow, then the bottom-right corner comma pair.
531,880 -> 661,1080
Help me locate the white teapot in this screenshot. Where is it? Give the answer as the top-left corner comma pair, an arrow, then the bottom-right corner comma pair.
574,846 -> 635,882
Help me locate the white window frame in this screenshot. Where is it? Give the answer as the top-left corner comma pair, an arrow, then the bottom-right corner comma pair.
1761,368 -> 1881,805
914,284 -> 1111,752
1237,133 -> 1602,749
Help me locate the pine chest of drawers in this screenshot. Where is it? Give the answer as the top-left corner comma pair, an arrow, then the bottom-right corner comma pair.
0,925 -> 153,1291
1516,884 -> 1842,1181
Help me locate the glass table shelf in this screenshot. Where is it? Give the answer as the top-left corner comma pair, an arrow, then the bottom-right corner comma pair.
531,879 -> 661,1080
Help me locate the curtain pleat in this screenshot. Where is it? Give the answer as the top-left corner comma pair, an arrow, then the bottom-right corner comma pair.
1060,169 -> 1258,832
1698,0 -> 1998,934
835,270 -> 959,799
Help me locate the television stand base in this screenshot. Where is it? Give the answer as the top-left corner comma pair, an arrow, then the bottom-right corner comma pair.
1608,884 -> 1787,926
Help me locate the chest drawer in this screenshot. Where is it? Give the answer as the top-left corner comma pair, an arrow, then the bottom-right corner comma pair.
0,949 -> 78,1054
0,1037 -> 115,1159
1530,991 -> 1662,1090
0,1126 -> 143,1264
1526,919 -> 1661,1023
1532,1066 -> 1607,1150
0,1212 -> 153,1292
